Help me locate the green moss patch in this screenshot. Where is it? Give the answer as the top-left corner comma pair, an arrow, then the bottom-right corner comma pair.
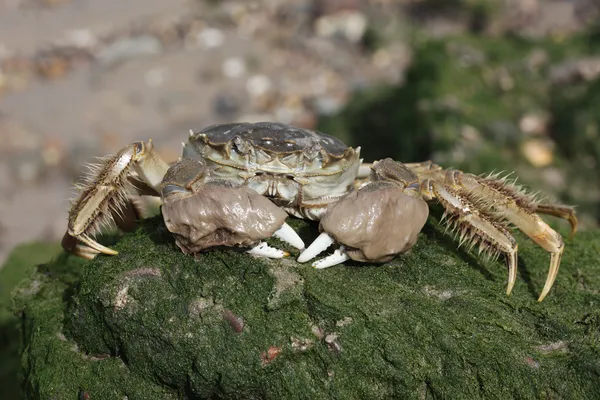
11,216 -> 600,399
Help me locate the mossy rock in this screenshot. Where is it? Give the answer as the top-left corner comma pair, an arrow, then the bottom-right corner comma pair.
13,216 -> 600,399
0,242 -> 62,400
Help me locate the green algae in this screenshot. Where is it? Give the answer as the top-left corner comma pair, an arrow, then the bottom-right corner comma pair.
318,32 -> 600,228
11,215 -> 600,399
0,242 -> 61,400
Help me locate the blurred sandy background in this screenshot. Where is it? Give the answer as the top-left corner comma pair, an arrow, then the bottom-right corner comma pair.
1,0 -> 599,266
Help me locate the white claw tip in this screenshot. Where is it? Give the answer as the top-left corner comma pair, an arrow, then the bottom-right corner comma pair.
247,242 -> 289,259
298,232 -> 335,263
273,223 -> 305,250
312,246 -> 350,269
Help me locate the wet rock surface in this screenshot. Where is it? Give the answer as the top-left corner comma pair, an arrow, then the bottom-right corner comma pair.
10,216 -> 600,399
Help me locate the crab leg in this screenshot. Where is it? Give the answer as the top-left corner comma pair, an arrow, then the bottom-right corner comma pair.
420,179 -> 521,295
65,140 -> 169,259
447,171 -> 567,302
533,203 -> 578,238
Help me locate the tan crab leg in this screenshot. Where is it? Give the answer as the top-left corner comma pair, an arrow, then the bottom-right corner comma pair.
534,203 -> 578,238
421,179 -> 520,296
66,140 -> 169,259
448,172 -> 566,302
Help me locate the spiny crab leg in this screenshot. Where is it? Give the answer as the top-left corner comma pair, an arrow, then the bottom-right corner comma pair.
272,223 -> 305,250
247,242 -> 290,258
410,161 -> 574,302
450,172 -> 568,302
297,232 -> 335,263
421,179 -> 521,296
65,140 -> 169,259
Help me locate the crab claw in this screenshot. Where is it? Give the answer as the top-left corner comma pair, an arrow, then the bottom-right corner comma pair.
298,232 -> 335,263
247,241 -> 290,258
273,223 -> 305,250
312,246 -> 350,269
299,176 -> 430,268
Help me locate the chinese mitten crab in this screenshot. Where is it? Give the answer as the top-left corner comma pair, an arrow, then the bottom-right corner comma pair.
63,122 -> 577,301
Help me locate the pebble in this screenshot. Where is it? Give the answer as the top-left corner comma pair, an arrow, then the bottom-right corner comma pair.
97,36 -> 163,66
222,57 -> 247,79
521,138 -> 554,167
313,95 -> 344,116
196,28 -> 225,49
314,10 -> 368,43
61,29 -> 98,49
519,113 -> 548,136
246,74 -> 273,97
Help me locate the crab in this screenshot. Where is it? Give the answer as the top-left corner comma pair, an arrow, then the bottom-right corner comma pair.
62,122 -> 577,302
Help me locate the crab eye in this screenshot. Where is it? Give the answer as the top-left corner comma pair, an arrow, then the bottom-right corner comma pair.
133,141 -> 144,155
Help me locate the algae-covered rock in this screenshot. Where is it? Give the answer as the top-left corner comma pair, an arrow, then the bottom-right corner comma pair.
13,216 -> 600,399
0,242 -> 61,400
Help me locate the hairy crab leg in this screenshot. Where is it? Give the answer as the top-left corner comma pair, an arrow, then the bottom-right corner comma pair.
407,161 -> 573,301
445,170 -> 566,302
421,179 -> 520,295
533,204 -> 578,238
65,140 -> 169,259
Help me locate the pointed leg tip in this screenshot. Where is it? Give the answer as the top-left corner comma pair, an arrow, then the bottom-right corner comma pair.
537,293 -> 547,302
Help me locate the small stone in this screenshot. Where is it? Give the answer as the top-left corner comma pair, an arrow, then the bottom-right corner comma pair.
325,333 -> 342,353
521,139 -> 554,167
536,341 -> 568,354
291,337 -> 314,352
97,36 -> 162,66
196,28 -> 225,49
315,10 -> 368,43
246,74 -> 272,97
223,310 -> 244,333
313,95 -> 344,116
260,346 -> 282,366
222,57 -> 246,79
335,317 -> 353,327
519,113 -> 548,136
62,29 -> 98,49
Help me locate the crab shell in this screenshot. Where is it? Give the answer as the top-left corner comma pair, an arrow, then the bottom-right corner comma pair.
181,122 -> 361,220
